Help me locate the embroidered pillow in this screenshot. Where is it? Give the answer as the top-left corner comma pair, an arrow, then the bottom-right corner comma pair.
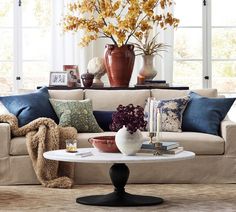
49,98 -> 102,133
182,92 -> 235,135
154,96 -> 190,132
0,87 -> 59,127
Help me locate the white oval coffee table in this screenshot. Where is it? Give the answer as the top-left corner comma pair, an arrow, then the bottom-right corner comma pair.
44,148 -> 195,207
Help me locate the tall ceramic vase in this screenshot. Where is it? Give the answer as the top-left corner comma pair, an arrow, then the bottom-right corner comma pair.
139,55 -> 157,80
104,44 -> 135,87
115,126 -> 144,156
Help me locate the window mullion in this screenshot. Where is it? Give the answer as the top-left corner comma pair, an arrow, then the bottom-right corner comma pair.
13,0 -> 22,92
203,0 -> 212,88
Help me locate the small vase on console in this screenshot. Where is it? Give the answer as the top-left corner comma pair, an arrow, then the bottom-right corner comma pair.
139,55 -> 157,80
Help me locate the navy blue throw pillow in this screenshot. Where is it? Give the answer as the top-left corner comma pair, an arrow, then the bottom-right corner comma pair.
93,111 -> 114,131
182,92 -> 235,135
0,86 -> 59,127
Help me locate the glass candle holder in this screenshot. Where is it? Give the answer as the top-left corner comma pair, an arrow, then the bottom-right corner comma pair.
66,139 -> 78,153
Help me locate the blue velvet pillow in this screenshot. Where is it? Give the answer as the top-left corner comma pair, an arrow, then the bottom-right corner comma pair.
93,111 -> 114,131
182,92 -> 235,135
0,86 -> 59,127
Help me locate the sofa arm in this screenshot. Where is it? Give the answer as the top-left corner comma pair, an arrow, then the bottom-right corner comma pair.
221,120 -> 236,155
0,123 -> 11,157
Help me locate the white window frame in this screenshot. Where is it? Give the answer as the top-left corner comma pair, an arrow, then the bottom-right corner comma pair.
174,0 -> 236,90
1,0 -> 53,93
13,0 -> 22,91
203,0 -> 211,88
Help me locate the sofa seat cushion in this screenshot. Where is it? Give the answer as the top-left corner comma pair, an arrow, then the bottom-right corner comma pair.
10,131 -> 224,156
10,137 -> 28,156
9,132 -> 117,156
155,132 -> 224,155
78,131 -> 224,155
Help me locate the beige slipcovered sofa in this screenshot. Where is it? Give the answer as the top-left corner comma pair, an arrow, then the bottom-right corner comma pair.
0,88 -> 236,185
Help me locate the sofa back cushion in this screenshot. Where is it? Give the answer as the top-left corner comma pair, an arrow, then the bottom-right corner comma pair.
191,88 -> 218,98
84,89 -> 150,110
151,88 -> 218,100
48,89 -> 84,100
93,111 -> 114,131
0,102 -> 10,115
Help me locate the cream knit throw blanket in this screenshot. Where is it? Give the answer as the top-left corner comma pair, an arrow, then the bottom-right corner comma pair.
0,114 -> 77,189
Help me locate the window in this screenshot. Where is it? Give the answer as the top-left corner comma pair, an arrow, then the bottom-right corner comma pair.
0,0 -> 52,94
0,0 -> 14,94
211,0 -> 236,93
173,0 -> 236,93
173,0 -> 203,89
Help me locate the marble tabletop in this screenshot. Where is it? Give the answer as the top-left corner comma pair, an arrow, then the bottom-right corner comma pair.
43,148 -> 195,164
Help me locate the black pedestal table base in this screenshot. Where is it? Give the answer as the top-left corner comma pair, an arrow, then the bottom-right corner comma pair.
76,163 -> 163,206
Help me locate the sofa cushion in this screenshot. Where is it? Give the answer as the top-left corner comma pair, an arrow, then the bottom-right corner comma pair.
158,131 -> 225,155
78,131 -> 224,155
191,89 -> 218,98
10,131 -> 224,156
48,89 -> 84,100
182,92 -> 235,135
50,98 -> 102,133
151,88 -> 218,100
0,87 -> 59,127
93,111 -> 114,131
154,96 -> 190,132
10,137 -> 29,156
0,102 -> 10,115
84,89 -> 150,110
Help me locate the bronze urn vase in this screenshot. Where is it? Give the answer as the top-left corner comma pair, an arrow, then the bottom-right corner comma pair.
104,44 -> 135,87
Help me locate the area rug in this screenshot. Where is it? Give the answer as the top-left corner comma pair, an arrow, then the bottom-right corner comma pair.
0,184 -> 236,212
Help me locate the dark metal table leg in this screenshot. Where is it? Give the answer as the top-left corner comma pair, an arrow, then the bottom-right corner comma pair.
76,163 -> 163,206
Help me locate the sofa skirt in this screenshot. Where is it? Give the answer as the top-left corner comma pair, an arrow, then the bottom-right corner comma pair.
1,155 -> 236,185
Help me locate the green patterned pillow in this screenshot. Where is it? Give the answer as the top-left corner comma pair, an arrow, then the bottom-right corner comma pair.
49,98 -> 103,133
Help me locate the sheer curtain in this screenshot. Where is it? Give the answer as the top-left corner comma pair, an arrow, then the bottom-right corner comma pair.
51,0 -> 92,75
153,3 -> 175,84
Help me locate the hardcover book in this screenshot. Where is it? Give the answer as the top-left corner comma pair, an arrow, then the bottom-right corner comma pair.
160,147 -> 184,154
135,83 -> 169,88
157,142 -> 179,150
144,80 -> 167,84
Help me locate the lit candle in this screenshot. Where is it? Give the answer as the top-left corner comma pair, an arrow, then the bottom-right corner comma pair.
137,75 -> 145,85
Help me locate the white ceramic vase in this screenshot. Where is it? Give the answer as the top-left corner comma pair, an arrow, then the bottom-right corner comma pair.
115,126 -> 144,156
139,55 -> 157,80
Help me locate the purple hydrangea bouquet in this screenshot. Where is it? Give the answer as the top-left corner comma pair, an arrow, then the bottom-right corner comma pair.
110,104 -> 147,134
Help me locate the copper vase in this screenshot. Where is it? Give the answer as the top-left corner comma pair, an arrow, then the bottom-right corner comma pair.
104,44 -> 135,87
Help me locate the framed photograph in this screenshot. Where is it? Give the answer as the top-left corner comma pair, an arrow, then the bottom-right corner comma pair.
49,72 -> 68,86
63,65 -> 80,87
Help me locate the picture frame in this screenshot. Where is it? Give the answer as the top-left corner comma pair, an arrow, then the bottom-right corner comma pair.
49,72 -> 68,86
63,65 -> 80,87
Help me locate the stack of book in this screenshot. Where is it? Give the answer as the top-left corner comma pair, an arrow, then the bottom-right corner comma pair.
140,141 -> 183,155
135,80 -> 169,88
